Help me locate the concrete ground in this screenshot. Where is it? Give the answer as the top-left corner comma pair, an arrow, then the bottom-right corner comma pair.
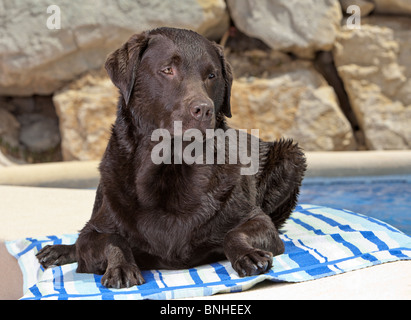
1,151 -> 410,299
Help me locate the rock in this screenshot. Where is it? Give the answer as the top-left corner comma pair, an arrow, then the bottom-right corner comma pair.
0,95 -> 61,160
18,114 -> 60,153
0,0 -> 229,96
226,0 -> 342,58
53,70 -> 118,161
333,16 -> 411,150
0,108 -> 20,148
372,0 -> 411,15
227,59 -> 356,151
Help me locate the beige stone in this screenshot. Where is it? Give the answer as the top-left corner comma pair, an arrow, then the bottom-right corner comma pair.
228,61 -> 356,151
334,17 -> 411,150
53,71 -> 118,161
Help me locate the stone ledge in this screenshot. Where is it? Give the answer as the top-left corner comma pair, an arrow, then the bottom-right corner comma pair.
305,150 -> 411,177
0,160 -> 100,188
1,151 -> 410,188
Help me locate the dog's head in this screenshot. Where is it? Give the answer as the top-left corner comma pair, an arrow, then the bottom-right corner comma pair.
105,27 -> 233,135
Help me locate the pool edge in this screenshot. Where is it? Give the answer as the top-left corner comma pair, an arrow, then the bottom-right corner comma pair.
0,150 -> 410,188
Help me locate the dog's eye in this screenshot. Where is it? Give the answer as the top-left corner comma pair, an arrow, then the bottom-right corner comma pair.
208,73 -> 216,80
161,67 -> 174,75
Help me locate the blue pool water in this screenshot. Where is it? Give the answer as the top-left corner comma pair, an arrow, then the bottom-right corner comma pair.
298,174 -> 411,236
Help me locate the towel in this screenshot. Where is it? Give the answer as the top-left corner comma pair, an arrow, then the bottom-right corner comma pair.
6,204 -> 411,300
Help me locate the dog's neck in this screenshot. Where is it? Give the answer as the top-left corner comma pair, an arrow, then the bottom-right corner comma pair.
108,104 -> 235,213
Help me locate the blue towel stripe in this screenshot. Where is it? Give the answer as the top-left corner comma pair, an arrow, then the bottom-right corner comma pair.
290,217 -> 326,236
16,238 -> 49,258
300,208 -> 358,232
52,266 -> 67,300
210,262 -> 231,282
28,284 -> 42,298
360,231 -> 390,251
189,268 -> 203,285
156,270 -> 168,288
5,205 -> 411,300
341,208 -> 404,234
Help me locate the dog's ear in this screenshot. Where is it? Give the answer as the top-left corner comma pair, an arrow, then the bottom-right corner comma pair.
213,43 -> 233,118
105,32 -> 149,106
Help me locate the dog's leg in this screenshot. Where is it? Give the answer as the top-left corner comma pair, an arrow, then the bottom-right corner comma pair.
36,244 -> 77,268
256,139 -> 306,228
75,230 -> 145,288
224,209 -> 282,277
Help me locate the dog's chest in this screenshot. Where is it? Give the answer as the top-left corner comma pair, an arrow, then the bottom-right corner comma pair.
135,204 -> 214,264
133,164 -> 239,264
136,164 -> 212,213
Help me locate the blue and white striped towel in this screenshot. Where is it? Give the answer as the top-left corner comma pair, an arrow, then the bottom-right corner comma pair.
6,204 -> 411,300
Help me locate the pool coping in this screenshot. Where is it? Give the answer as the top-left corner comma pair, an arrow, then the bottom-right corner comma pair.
0,150 -> 410,188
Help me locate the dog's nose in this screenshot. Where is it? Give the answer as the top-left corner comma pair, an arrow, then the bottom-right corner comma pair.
190,103 -> 214,121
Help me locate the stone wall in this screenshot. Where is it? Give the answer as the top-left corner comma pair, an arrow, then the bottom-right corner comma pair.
334,16 -> 411,150
0,0 -> 229,96
0,0 -> 410,163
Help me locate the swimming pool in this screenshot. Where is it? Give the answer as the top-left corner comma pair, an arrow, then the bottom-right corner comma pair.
298,174 -> 411,236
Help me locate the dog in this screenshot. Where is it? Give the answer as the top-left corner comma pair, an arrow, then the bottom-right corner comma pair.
37,27 -> 306,288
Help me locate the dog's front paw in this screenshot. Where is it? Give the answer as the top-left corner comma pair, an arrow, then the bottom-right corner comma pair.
233,249 -> 273,277
101,264 -> 145,289
36,244 -> 76,268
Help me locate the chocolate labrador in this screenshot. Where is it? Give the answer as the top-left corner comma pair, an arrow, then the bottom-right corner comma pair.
37,27 -> 306,288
